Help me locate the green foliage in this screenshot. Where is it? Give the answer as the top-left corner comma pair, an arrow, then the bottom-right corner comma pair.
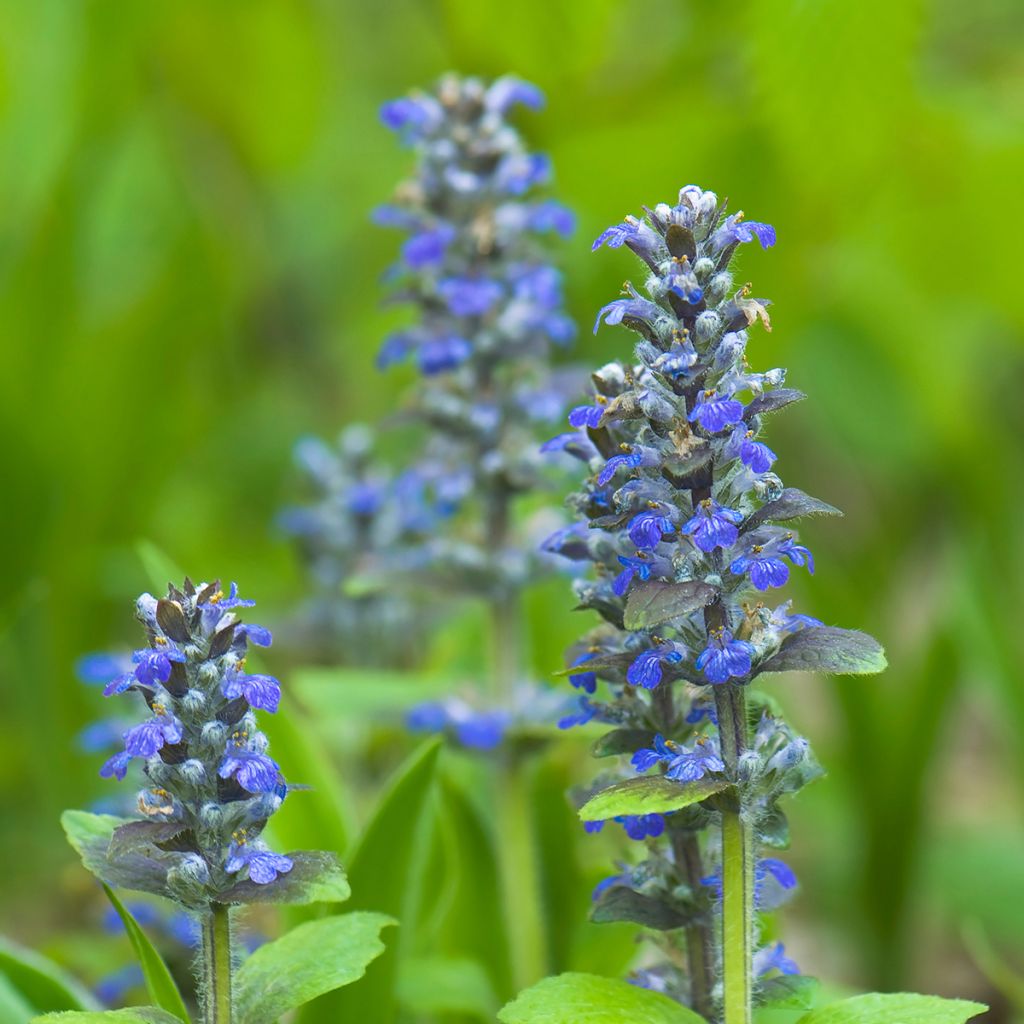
0,938 -> 99,1016
99,888 -> 189,1023
32,1011 -> 184,1024
579,776 -> 729,820
795,993 -> 987,1024
397,956 -> 498,1020
497,972 -> 707,1023
213,852 -> 349,906
315,739 -> 441,1024
233,912 -> 394,1024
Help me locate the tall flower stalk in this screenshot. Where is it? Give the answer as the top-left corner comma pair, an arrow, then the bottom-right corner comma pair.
544,186 -> 886,1022
376,75 -> 576,990
52,578 -> 390,1024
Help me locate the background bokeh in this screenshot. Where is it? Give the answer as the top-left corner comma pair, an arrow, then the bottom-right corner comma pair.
2,0 -> 1023,1018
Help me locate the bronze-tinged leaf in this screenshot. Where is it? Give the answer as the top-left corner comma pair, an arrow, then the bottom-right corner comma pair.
591,886 -> 689,930
664,223 -> 696,260
155,600 -> 190,643
214,851 -> 350,906
208,623 -> 237,659
109,821 -> 188,860
744,388 -> 806,418
592,728 -> 655,758
623,580 -> 717,631
742,487 -> 842,532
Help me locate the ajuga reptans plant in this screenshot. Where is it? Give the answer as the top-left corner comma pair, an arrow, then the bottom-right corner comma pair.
48,579 -> 391,1024
541,187 -> 887,1023
377,73 -> 576,742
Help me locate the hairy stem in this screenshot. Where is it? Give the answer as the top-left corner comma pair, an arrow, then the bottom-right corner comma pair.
674,830 -> 715,1020
203,902 -> 232,1024
714,683 -> 753,1024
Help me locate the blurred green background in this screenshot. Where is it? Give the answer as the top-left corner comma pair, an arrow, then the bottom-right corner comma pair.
2,0 -> 1023,1016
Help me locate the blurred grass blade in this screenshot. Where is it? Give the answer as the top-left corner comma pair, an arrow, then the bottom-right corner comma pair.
134,541 -> 184,593
101,886 -> 190,1023
0,936 -> 100,1014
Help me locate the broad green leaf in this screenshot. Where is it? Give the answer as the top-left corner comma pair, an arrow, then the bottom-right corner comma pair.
100,887 -> 189,1023
134,541 -> 184,593
579,776 -> 729,821
32,1010 -> 184,1024
306,738 -> 442,1024
214,851 -> 349,906
757,628 -> 886,676
796,993 -> 987,1024
0,936 -> 99,1013
498,972 -> 707,1023
233,912 -> 394,1024
397,956 -> 497,1019
61,812 -> 169,897
622,580 -> 717,631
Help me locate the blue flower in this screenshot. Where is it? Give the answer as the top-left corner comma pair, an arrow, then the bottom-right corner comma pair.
591,217 -> 659,258
76,652 -> 132,686
407,702 -> 448,733
99,751 -> 132,781
652,336 -> 698,377
485,76 -> 545,113
626,647 -> 683,690
631,734 -> 725,781
418,334 -> 472,375
402,225 -> 455,269
688,390 -> 744,434
593,297 -> 664,334
711,213 -> 776,251
123,708 -> 183,758
454,710 -> 508,750
597,449 -> 643,486
730,545 -> 790,591
779,536 -> 815,574
767,601 -> 822,635
733,429 -> 777,473
664,256 -> 703,304
438,276 -> 503,316
685,699 -> 717,725
618,813 -> 666,840
225,836 -> 293,885
222,672 -> 282,714
527,200 -> 574,237
219,746 -> 281,794
696,629 -> 754,684
495,152 -> 550,195
558,695 -> 598,729
702,858 -> 796,908
612,554 -> 652,596
627,510 -> 675,550
202,582 -> 256,612
583,820 -> 605,834
568,402 -> 605,429
568,652 -> 598,694
681,499 -> 743,552
380,95 -> 440,135
754,943 -> 800,977
238,623 -> 272,647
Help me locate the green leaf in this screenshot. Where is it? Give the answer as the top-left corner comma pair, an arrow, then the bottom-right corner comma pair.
744,389 -> 806,418
307,739 -> 442,1024
397,956 -> 498,1019
498,972 -> 707,1023
101,886 -> 189,1023
31,1010 -> 185,1024
0,972 -> 37,1024
214,851 -> 349,906
757,627 -> 887,676
623,580 -> 718,631
796,993 -> 987,1024
233,912 -> 394,1024
0,936 -> 100,1013
61,811 -> 169,897
579,776 -> 729,821
758,975 -> 819,1011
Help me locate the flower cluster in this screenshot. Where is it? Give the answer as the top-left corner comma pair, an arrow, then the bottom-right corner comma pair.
377,73 -> 576,609
94,579 -> 297,905
545,186 -> 884,1013
279,424 -> 444,664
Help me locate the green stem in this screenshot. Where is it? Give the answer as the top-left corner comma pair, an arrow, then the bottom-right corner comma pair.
674,831 -> 714,1020
203,902 -> 233,1024
497,753 -> 549,990
714,683 -> 753,1024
